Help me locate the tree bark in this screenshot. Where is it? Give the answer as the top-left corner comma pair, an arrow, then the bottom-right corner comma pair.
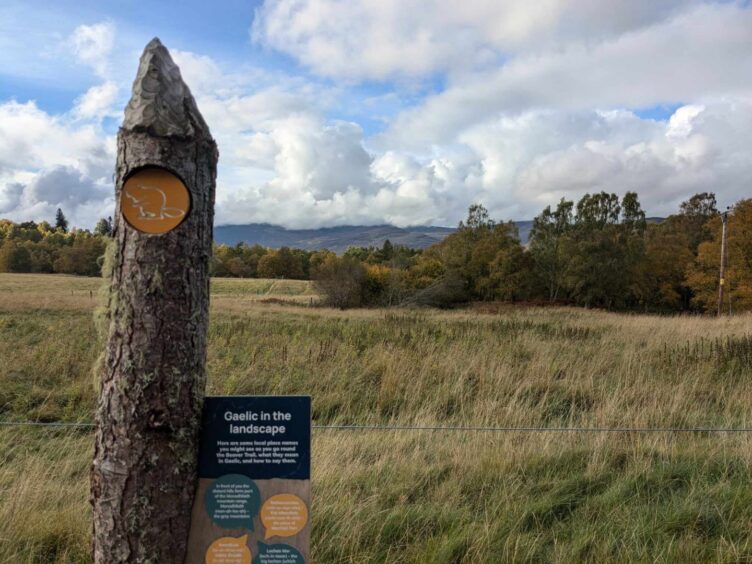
91,37 -> 217,563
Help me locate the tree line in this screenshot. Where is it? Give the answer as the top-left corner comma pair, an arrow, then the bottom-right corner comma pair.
0,210 -> 110,276
0,193 -> 749,313
311,192 -> 751,313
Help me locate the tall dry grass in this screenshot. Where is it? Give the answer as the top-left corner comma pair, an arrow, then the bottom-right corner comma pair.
1,273 -> 752,562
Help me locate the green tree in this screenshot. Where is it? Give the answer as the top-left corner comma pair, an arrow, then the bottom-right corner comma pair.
638,224 -> 694,310
560,192 -> 645,309
94,217 -> 113,237
621,191 -> 647,232
257,247 -> 305,279
0,242 -> 33,272
575,192 -> 621,229
426,205 -> 526,302
53,236 -> 106,276
379,239 -> 394,262
619,192 -> 648,308
343,246 -> 371,262
55,208 -> 69,233
529,199 -> 574,302
562,226 -> 627,308
460,203 -> 494,231
677,192 -> 718,254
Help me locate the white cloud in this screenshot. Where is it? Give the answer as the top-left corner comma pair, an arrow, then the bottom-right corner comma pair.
0,101 -> 113,177
73,81 -> 119,119
380,3 -> 752,149
65,21 -> 121,128
0,20 -> 119,228
219,98 -> 752,227
0,183 -> 23,215
245,0 -> 752,226
252,0 -> 696,80
4,5 -> 752,233
0,101 -> 115,228
70,21 -> 115,78
0,166 -> 112,229
214,113 -> 379,227
26,166 -> 108,206
460,102 -> 752,217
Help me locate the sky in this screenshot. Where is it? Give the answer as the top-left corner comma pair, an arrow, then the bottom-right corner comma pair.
1,0 -> 751,230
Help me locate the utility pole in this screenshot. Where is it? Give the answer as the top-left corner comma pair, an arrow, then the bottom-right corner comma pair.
717,209 -> 729,317
91,38 -> 217,563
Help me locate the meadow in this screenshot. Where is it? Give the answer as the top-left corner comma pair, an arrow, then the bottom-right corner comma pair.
1,272 -> 752,562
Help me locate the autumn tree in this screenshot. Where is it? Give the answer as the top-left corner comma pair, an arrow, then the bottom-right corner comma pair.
641,192 -> 719,309
309,249 -> 336,272
686,199 -> 752,312
257,247 -> 305,279
312,254 -> 366,308
489,242 -> 531,301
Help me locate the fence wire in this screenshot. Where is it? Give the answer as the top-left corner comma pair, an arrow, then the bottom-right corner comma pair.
2,420 -> 752,433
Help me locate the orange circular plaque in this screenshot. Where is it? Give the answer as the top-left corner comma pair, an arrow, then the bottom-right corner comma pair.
121,168 -> 190,234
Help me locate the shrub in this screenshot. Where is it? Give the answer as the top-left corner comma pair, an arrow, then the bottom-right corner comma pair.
312,255 -> 367,309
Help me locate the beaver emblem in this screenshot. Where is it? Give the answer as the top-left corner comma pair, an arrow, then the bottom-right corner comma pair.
123,184 -> 186,220
120,168 -> 191,234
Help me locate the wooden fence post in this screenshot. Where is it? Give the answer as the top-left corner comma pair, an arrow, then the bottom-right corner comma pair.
91,37 -> 217,563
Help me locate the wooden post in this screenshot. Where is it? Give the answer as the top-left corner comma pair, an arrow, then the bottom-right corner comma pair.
91,38 -> 217,563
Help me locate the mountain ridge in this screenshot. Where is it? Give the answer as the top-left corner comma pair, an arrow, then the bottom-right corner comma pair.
214,218 -> 663,253
214,221 -> 535,253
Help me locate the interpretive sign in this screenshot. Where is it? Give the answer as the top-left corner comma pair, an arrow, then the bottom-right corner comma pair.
187,396 -> 311,564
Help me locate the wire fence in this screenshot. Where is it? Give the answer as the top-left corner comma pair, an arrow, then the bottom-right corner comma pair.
2,420 -> 752,434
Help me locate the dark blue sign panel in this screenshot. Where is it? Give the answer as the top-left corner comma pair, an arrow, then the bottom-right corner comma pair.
198,396 -> 311,480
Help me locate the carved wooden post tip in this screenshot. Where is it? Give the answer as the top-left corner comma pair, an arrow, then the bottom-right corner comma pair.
123,38 -> 211,139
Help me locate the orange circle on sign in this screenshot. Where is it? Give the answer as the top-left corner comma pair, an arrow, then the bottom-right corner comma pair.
206,535 -> 251,564
121,168 -> 190,234
260,494 -> 308,539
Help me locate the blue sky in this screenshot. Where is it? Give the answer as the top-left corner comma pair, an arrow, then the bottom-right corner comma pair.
1,0 -> 414,136
1,1 -> 298,117
1,0 -> 751,229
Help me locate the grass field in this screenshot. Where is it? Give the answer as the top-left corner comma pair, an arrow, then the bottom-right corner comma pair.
0,273 -> 317,312
2,272 -> 752,562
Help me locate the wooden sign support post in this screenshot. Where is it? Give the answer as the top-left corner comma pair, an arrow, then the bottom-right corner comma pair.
91,38 -> 217,563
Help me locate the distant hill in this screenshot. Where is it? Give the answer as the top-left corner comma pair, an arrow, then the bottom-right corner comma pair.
514,221 -> 534,245
214,221 -> 537,253
213,218 -> 662,252
214,224 -> 454,253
